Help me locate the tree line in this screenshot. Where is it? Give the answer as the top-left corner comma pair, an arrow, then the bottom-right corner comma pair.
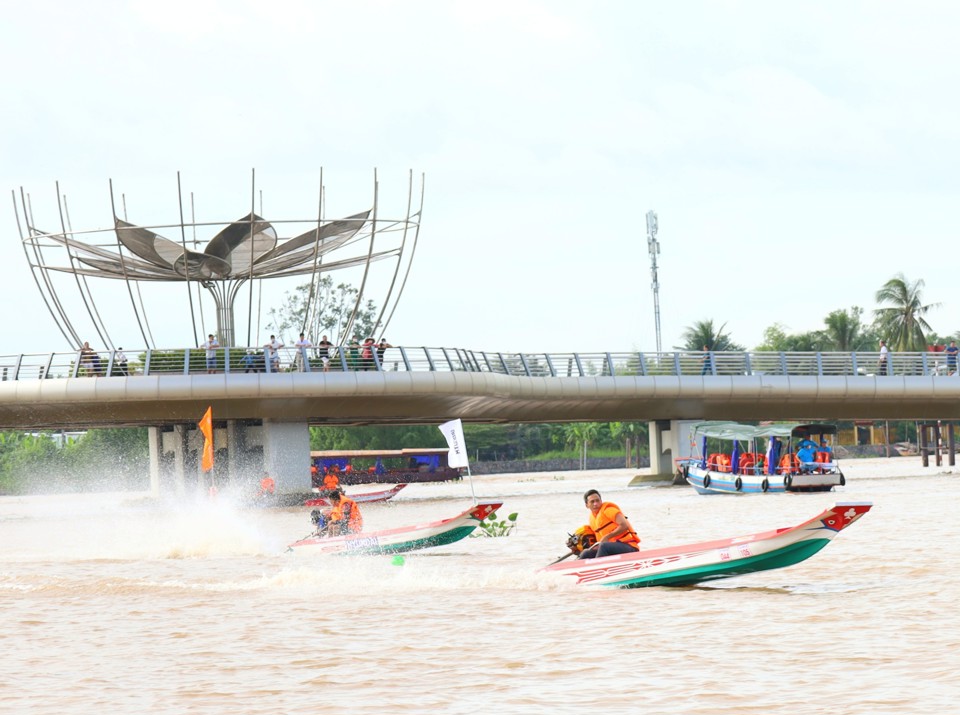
682,274 -> 944,352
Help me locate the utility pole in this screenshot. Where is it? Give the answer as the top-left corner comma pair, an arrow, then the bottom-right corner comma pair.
646,211 -> 662,354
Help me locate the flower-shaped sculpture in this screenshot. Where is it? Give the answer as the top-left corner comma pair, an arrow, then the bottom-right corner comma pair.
59,209 -> 372,281
13,172 -> 423,348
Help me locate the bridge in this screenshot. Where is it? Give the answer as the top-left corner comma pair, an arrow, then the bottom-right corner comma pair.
2,346 -> 957,496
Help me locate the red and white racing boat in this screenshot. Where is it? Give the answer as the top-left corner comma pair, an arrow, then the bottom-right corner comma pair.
543,502 -> 871,588
287,500 -> 503,555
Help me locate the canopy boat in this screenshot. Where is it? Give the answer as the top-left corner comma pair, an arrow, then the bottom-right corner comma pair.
286,500 -> 502,555
543,501 -> 871,588
677,422 -> 845,495
303,483 -> 408,507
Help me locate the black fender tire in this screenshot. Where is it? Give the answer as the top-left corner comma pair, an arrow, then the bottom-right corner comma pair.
761,478 -> 769,492
702,473 -> 711,488
784,475 -> 793,490
839,473 -> 846,486
734,477 -> 743,491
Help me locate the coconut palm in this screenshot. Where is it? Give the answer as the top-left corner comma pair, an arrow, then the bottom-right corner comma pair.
822,307 -> 872,351
677,319 -> 745,352
874,274 -> 939,352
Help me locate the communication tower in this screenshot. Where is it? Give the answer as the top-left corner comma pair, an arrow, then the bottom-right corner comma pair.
646,210 -> 662,354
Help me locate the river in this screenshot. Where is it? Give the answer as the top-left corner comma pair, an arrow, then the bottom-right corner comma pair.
1,457 -> 957,714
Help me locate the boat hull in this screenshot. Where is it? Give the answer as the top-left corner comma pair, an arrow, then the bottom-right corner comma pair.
542,502 -> 871,588
287,501 -> 502,555
304,483 -> 408,507
682,464 -> 843,495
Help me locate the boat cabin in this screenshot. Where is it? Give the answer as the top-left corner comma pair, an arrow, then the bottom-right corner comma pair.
310,448 -> 462,486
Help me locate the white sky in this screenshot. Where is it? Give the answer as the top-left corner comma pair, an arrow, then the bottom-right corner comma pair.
2,1 -> 959,356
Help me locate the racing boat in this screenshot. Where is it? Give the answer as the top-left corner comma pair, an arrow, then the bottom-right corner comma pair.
542,502 -> 871,588
677,422 -> 845,494
286,500 -> 502,555
303,483 -> 408,507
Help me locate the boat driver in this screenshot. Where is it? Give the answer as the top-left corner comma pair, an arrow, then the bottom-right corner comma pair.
577,489 -> 640,559
796,441 -> 818,471
325,488 -> 363,536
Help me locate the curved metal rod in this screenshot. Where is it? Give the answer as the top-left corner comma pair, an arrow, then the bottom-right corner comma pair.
176,172 -> 200,348
191,192 -> 208,339
380,172 -> 425,335
341,171 -> 379,341
12,189 -> 77,347
371,169 -> 413,337
63,194 -> 114,348
245,169 -> 256,346
304,169 -> 324,338
56,182 -> 109,348
23,190 -> 82,346
109,179 -> 152,348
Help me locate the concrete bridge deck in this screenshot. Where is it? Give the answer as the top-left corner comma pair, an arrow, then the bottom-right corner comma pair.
1,347 -> 958,430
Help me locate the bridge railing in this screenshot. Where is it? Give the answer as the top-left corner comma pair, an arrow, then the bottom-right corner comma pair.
0,348 -> 953,381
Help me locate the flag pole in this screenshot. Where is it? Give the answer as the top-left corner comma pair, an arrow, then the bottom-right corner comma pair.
438,418 -> 476,504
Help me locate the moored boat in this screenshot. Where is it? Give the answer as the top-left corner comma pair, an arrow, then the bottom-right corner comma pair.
678,422 -> 845,495
286,500 -> 502,555
303,483 -> 408,507
542,501 -> 871,588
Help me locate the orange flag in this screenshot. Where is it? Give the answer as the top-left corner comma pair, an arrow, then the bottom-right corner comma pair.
198,406 -> 214,472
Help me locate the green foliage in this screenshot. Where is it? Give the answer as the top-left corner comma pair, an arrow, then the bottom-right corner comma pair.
874,274 -> 940,352
471,511 -> 518,538
678,319 -> 745,352
0,428 -> 149,494
267,277 -> 380,345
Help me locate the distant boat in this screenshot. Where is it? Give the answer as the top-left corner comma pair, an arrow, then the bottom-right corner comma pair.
311,448 -> 462,486
286,501 -> 502,556
542,501 -> 871,588
303,483 -> 407,507
677,422 -> 845,495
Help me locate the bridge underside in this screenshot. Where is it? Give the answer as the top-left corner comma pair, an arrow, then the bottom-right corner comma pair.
2,373 -> 960,430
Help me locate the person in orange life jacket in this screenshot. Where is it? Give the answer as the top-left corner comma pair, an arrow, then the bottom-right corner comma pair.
258,473 -> 276,496
321,466 -> 341,494
326,488 -> 363,535
577,489 -> 640,559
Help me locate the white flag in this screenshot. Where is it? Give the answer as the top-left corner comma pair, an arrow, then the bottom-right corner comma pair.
439,418 -> 470,469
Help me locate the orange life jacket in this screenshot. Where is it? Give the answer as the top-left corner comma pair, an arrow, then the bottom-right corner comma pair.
779,453 -> 799,473
589,502 -> 639,548
323,473 -> 339,490
329,496 -> 363,533
259,477 -> 275,495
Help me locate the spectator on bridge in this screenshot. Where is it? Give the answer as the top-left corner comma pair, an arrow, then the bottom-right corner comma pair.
264,335 -> 284,372
114,347 -> 129,376
240,350 -> 259,373
294,332 -> 313,372
376,338 -> 393,369
202,334 -> 219,373
317,334 -> 334,372
347,337 -> 361,371
878,339 -> 890,376
947,340 -> 959,376
79,341 -> 100,377
576,489 -> 640,560
361,337 -> 376,371
700,345 -> 713,376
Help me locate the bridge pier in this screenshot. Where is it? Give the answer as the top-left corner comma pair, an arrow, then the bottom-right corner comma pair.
147,419 -> 313,498
635,419 -> 700,485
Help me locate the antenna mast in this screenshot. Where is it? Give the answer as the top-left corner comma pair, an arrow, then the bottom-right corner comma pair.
646,210 -> 662,354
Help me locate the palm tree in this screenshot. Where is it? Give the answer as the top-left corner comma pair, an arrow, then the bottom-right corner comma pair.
874,274 -> 939,352
823,307 -> 870,351
678,320 -> 744,351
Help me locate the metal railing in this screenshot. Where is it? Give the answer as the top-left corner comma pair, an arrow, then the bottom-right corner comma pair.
0,348 -> 954,382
